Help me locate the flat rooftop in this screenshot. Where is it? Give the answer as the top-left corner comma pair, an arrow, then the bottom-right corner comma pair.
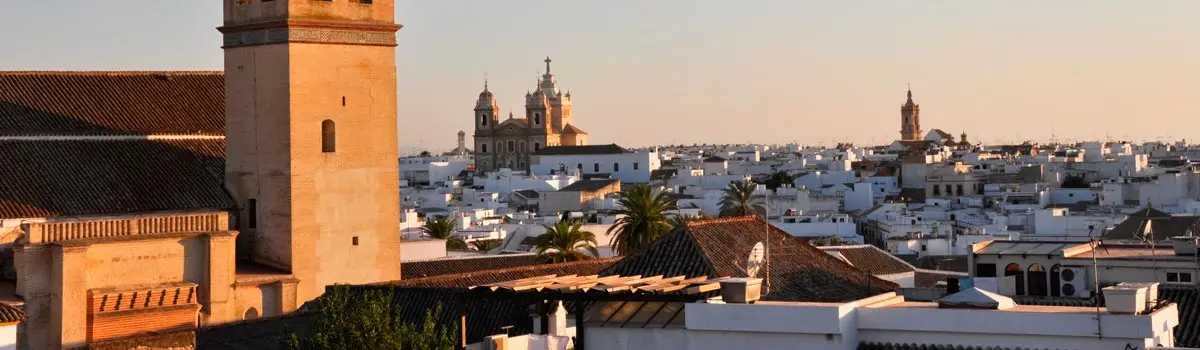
879,301 -> 1120,314
1065,244 -> 1194,261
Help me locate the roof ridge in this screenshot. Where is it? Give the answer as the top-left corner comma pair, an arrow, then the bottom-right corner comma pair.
686,216 -> 758,227
0,71 -> 223,75
402,253 -> 536,263
388,257 -> 621,286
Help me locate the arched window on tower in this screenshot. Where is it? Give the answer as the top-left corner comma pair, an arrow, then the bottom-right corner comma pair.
534,142 -> 541,152
481,114 -> 488,126
321,119 -> 336,153
481,144 -> 487,153
534,113 -> 542,125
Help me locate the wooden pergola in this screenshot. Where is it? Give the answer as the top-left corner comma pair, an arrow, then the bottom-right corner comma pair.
457,274 -> 733,350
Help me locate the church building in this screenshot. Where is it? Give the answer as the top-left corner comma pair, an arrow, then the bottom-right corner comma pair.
473,58 -> 589,174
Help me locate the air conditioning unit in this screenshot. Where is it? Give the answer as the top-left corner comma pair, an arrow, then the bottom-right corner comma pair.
1060,267 -> 1090,298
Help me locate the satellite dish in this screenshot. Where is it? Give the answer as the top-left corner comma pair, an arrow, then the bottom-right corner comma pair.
746,242 -> 765,278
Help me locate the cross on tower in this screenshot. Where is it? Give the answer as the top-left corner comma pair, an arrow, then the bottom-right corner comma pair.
545,57 -> 552,73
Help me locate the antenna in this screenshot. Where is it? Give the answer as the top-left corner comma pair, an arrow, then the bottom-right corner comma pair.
746,242 -> 765,278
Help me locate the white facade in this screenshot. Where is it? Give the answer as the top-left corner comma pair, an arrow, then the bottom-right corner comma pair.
531,150 -> 660,183
586,292 -> 1179,350
479,169 -> 578,194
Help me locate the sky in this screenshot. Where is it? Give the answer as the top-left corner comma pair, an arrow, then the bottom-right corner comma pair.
2,1 -> 1198,154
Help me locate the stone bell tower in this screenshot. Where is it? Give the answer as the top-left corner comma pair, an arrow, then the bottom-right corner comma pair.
219,0 -> 403,302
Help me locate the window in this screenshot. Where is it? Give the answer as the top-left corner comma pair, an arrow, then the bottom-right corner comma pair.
247,199 -> 257,229
1168,272 -> 1192,283
975,263 -> 997,277
321,119 -> 336,152
352,0 -> 373,3
945,184 -> 952,196
956,184 -> 963,196
613,163 -> 620,172
507,141 -> 514,152
352,236 -> 359,246
534,142 -> 541,151
920,244 -> 927,252
243,308 -> 260,320
594,163 -> 600,172
534,113 -> 542,125
481,144 -> 487,153
342,96 -> 346,106
481,115 -> 488,126
633,162 -> 639,170
933,185 -> 940,196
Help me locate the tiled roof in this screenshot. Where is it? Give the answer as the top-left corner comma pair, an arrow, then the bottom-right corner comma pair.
388,257 -> 619,288
0,139 -> 234,219
819,245 -> 915,275
558,179 -> 619,192
400,254 -> 543,279
0,71 -> 224,136
897,255 -> 970,273
602,217 -> 897,302
561,123 -> 587,135
0,303 -> 25,324
534,144 -> 627,156
1106,207 -> 1200,240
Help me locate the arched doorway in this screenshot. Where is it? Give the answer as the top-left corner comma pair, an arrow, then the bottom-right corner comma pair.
1049,264 -> 1062,297
244,307 -> 260,321
1027,264 -> 1047,296
1005,263 -> 1025,295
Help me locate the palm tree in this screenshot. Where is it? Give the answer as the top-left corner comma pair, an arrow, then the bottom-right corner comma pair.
667,214 -> 700,232
471,239 -> 502,252
422,216 -> 467,250
607,184 -> 677,256
719,180 -> 766,218
535,221 -> 600,263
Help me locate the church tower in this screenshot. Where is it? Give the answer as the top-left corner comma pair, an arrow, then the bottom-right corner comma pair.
900,88 -> 922,141
474,80 -> 500,171
220,0 -> 403,302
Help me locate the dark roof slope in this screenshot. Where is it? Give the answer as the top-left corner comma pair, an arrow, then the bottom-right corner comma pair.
534,144 -> 626,156
198,259 -> 619,349
1106,207 -> 1200,240
602,216 -> 897,302
400,254 -> 543,279
558,179 -> 619,192
561,124 -> 587,135
0,71 -> 224,136
897,255 -> 970,273
820,245 -> 915,275
0,139 -> 234,218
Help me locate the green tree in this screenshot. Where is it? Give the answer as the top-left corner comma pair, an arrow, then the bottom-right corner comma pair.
419,150 -> 432,157
763,171 -> 795,190
719,180 -> 766,218
422,216 -> 467,250
472,238 -> 502,252
667,214 -> 700,232
535,221 -> 600,263
607,184 -> 677,256
284,286 -> 457,350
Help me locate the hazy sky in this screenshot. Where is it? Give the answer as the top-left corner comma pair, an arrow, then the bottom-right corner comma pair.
2,1 -> 1198,153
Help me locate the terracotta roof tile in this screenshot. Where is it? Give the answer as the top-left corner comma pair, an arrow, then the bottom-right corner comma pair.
561,123 -> 587,135
602,216 -> 897,302
400,254 -> 543,279
0,71 -> 224,136
819,245 -> 915,275
0,139 -> 234,219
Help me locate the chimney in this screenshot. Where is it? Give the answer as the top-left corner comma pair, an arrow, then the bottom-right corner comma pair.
1103,285 -> 1148,314
720,278 -> 763,304
1117,282 -> 1160,311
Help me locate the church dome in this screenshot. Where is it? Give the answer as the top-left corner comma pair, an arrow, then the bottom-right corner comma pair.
478,89 -> 494,100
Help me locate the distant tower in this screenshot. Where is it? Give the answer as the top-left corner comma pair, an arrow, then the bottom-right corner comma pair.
900,87 -> 922,141
456,130 -> 467,155
220,0 -> 403,302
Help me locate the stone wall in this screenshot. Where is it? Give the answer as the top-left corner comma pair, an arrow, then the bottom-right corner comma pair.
87,330 -> 195,350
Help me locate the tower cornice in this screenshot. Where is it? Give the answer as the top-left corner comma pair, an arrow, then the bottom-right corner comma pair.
218,19 -> 403,48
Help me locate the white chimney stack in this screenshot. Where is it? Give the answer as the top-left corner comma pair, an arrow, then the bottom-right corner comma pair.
1103,285 -> 1149,315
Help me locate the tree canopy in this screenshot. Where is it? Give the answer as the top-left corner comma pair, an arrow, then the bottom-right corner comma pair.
422,216 -> 467,250
607,184 -> 677,256
284,286 -> 457,350
536,221 -> 600,263
719,180 -> 766,218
